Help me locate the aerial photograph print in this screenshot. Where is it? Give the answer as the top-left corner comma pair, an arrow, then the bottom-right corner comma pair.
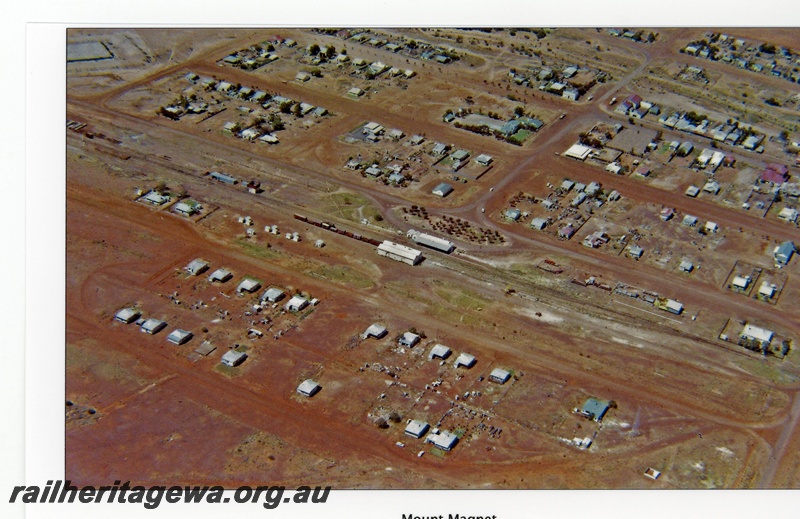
64,21 -> 800,500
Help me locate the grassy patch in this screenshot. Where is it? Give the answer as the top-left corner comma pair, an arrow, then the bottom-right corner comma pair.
308,265 -> 374,289
510,129 -> 532,143
733,358 -> 799,386
236,239 -> 281,259
319,192 -> 389,228
214,363 -> 243,378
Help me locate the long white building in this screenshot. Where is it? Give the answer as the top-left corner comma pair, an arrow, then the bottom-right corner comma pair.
406,229 -> 455,253
377,241 -> 422,266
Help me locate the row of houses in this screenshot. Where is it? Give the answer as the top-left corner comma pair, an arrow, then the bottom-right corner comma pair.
682,36 -> 800,84
659,111 -> 766,152
186,257 -> 315,311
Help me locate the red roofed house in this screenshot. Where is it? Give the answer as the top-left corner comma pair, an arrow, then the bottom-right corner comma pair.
759,163 -> 789,185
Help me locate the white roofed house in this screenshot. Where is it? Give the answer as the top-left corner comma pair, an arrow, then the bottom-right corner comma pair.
399,332 -> 420,348
778,207 -> 799,223
261,287 -> 285,303
114,308 -> 141,324
454,353 -> 476,368
430,344 -> 452,360
166,329 -> 193,345
363,323 -> 388,339
426,430 -> 459,451
208,268 -> 233,283
739,324 -> 774,351
286,295 -> 309,312
758,281 -> 776,299
432,183 -> 453,198
474,154 -> 493,166
404,419 -> 430,439
240,127 -> 261,141
141,318 -> 167,335
174,200 -> 200,216
297,379 -> 321,397
489,368 -> 511,384
142,191 -> 171,206
221,350 -> 247,367
237,278 -> 261,294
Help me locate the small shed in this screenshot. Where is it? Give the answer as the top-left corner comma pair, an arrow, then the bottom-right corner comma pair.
489,368 -> 511,384
221,350 -> 247,367
679,259 -> 694,272
297,379 -> 321,397
504,208 -> 521,221
364,323 -> 388,339
166,329 -> 193,345
141,318 -> 167,335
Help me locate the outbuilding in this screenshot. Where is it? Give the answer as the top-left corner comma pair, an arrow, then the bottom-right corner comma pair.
221,350 -> 247,367
166,329 -> 193,345
679,259 -> 694,272
141,318 -> 167,335
489,368 -> 511,384
297,379 -> 321,397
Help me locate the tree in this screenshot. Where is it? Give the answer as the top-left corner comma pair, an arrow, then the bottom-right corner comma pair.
782,340 -> 791,357
779,130 -> 789,142
308,43 -> 320,56
514,105 -> 525,117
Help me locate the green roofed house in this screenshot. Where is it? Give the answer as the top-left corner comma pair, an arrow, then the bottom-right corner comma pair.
579,397 -> 611,422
